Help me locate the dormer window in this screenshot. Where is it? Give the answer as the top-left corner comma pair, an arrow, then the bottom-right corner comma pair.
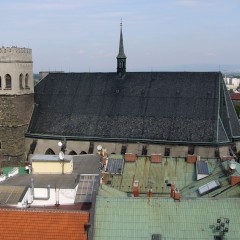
19,74 -> 23,89
5,74 -> 12,89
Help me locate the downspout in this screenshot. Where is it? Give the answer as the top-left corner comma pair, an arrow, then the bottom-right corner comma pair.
31,178 -> 51,200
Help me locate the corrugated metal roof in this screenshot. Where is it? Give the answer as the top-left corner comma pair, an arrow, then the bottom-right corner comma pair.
0,186 -> 27,204
93,197 -> 240,240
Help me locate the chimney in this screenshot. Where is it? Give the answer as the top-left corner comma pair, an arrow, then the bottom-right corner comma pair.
170,182 -> 175,198
151,154 -> 162,163
125,153 -> 137,162
133,180 -> 139,197
174,188 -> 180,200
186,155 -> 197,163
147,188 -> 153,198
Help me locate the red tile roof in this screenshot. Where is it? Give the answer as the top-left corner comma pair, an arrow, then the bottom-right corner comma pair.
0,208 -> 89,240
230,93 -> 240,100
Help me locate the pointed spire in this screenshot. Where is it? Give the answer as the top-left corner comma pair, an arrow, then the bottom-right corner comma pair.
117,19 -> 126,58
117,20 -> 126,77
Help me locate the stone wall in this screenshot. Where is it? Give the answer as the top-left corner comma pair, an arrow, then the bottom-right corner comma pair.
0,94 -> 34,165
26,137 -> 232,158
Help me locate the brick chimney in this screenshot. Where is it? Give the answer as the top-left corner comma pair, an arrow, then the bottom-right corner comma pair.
151,154 -> 162,163
125,153 -> 137,162
186,155 -> 197,163
174,188 -> 180,200
147,188 -> 153,198
133,180 -> 139,197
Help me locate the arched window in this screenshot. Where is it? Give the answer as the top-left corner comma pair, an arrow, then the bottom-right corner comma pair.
0,76 -> 2,89
69,150 -> 77,155
25,73 -> 29,88
5,74 -> 12,89
45,148 -> 55,155
80,151 -> 87,155
19,74 -> 23,89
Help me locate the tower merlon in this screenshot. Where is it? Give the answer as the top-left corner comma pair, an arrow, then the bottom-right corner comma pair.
0,47 -> 32,63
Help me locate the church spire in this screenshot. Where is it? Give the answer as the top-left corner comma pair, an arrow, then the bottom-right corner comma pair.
117,20 -> 126,77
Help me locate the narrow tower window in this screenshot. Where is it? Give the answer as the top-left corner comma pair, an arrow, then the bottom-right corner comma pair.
5,74 -> 12,89
121,145 -> 127,155
164,147 -> 170,157
88,142 -> 94,154
0,76 -> 2,88
19,74 -> 23,89
142,145 -> 148,156
25,73 -> 29,88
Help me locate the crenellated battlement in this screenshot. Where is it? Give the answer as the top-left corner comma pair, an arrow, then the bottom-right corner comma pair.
0,46 -> 32,62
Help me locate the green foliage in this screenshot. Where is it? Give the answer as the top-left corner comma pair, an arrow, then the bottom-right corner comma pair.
234,104 -> 240,118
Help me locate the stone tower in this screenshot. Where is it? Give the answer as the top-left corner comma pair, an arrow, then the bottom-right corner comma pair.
117,22 -> 127,77
0,47 -> 34,166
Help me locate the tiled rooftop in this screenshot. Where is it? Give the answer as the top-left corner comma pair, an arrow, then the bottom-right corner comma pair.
0,208 -> 89,240
93,197 -> 240,240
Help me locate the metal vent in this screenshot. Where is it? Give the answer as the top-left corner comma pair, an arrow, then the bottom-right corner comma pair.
152,234 -> 161,240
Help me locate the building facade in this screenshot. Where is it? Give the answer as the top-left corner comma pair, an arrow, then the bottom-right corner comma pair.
0,47 -> 34,165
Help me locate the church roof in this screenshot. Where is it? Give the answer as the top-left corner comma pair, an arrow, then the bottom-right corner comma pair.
27,71 -> 240,145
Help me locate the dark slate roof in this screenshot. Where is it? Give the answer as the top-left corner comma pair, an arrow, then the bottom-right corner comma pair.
72,154 -> 101,174
28,72 -> 240,145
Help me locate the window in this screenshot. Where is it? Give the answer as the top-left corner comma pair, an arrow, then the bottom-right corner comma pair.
215,148 -> 220,158
164,147 -> 170,156
121,145 -> 127,155
0,76 -> 1,88
0,141 -> 2,150
45,148 -> 55,155
88,142 -> 94,154
19,74 -> 23,89
80,151 -> 87,154
69,150 -> 77,155
142,145 -> 148,156
25,73 -> 29,88
188,146 -> 195,155
5,74 -> 12,89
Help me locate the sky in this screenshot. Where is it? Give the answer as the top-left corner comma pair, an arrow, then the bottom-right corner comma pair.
1,0 -> 240,73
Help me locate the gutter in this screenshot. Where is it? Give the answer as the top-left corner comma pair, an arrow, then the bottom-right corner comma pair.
25,133 -> 231,146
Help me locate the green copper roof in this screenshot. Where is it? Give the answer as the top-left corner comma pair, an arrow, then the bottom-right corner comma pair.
117,24 -> 126,59
93,196 -> 240,240
105,157 -> 197,195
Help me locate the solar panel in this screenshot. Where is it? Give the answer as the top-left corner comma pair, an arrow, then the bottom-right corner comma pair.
75,174 -> 98,203
106,158 -> 124,174
196,160 -> 209,175
198,180 -> 220,195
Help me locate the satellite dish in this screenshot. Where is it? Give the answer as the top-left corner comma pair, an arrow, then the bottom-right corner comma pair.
230,160 -> 236,170
58,141 -> 63,147
59,151 -> 65,160
97,145 -> 103,151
